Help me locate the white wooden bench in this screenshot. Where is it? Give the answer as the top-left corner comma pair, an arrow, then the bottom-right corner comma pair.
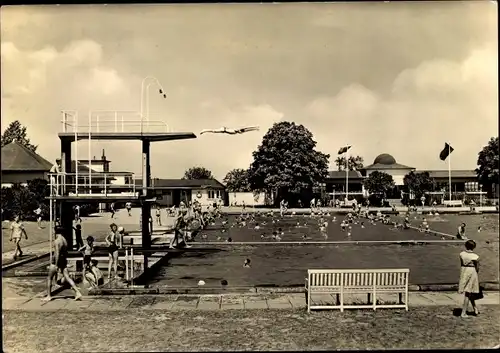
443,200 -> 463,207
305,269 -> 409,312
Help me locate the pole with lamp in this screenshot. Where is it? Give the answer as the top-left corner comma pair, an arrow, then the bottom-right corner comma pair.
140,76 -> 167,123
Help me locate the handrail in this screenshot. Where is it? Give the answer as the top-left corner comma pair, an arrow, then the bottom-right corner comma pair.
49,172 -> 136,197
60,110 -> 171,133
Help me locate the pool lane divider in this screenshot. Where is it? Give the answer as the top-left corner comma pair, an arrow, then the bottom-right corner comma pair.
188,240 -> 465,246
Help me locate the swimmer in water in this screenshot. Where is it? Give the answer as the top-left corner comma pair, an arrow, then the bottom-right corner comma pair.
243,258 -> 251,268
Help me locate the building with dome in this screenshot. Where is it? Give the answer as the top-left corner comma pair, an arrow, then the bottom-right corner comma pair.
325,153 -> 482,204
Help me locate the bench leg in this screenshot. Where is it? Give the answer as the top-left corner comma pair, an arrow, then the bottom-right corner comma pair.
398,293 -> 403,305
367,293 -> 371,304
336,294 -> 340,306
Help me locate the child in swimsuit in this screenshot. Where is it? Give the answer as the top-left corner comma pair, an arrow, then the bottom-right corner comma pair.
105,224 -> 119,279
156,206 -> 162,226
73,224 -> 84,249
79,236 -> 94,286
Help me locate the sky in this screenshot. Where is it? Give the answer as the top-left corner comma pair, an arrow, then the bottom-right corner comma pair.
1,2 -> 498,181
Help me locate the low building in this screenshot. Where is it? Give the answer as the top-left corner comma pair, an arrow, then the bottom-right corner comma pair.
1,141 -> 53,187
134,178 -> 227,207
325,153 -> 483,203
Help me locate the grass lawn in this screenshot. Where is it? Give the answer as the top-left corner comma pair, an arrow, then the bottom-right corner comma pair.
3,306 -> 499,351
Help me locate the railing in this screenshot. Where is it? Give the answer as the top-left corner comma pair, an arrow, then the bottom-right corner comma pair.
61,110 -> 171,133
48,172 -> 138,197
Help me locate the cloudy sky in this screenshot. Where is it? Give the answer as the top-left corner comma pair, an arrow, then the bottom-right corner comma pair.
1,2 -> 497,180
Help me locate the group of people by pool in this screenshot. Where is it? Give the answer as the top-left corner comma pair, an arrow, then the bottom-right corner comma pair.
3,197 -> 487,316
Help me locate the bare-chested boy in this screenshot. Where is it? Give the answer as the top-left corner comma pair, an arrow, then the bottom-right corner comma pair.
43,227 -> 82,301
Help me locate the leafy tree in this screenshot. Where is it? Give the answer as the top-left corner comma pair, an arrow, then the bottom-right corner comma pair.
1,180 -> 51,221
363,171 -> 395,199
403,171 -> 436,202
27,179 -> 50,204
248,121 -> 329,205
1,120 -> 38,152
335,155 -> 364,171
476,137 -> 499,196
182,166 -> 214,180
223,168 -> 251,192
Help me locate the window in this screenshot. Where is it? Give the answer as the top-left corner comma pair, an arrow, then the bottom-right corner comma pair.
465,182 -> 479,192
208,190 -> 221,199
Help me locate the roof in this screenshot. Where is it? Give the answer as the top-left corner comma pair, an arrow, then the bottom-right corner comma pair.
373,153 -> 397,165
363,153 -> 414,170
134,178 -> 225,189
1,141 -> 53,171
328,171 -> 364,179
364,162 -> 415,170
1,171 -> 48,184
423,170 -> 477,179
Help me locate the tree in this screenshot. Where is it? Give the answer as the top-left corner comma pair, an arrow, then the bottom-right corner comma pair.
1,120 -> 38,152
182,166 -> 214,180
247,121 -> 329,205
403,171 -> 436,201
363,171 -> 395,199
223,168 -> 251,192
335,155 -> 364,171
476,137 -> 499,196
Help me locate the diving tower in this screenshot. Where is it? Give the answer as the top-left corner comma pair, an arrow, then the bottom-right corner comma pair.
49,110 -> 197,269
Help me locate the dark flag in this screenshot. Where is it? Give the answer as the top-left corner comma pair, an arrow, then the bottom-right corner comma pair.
338,145 -> 352,155
439,143 -> 454,161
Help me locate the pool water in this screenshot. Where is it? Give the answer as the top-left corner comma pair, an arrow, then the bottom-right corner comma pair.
147,214 -> 499,288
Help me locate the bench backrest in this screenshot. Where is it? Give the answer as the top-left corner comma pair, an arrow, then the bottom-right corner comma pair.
308,269 -> 409,287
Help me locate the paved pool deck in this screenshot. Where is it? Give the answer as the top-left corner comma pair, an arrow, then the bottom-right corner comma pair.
3,291 -> 499,312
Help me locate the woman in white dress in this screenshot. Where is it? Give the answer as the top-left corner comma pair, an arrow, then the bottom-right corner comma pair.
458,240 -> 480,317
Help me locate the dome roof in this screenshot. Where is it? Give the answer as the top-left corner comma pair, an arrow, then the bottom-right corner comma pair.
373,153 -> 396,165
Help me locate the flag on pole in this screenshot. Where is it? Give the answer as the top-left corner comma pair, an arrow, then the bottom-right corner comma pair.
338,145 -> 352,155
439,143 -> 454,161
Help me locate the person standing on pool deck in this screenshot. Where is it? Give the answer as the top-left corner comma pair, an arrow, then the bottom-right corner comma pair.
170,209 -> 192,249
458,240 -> 481,317
43,227 -> 82,301
34,206 -> 43,229
73,223 -> 84,249
155,205 -> 162,226
10,215 -> 28,260
73,205 -> 81,223
110,203 -> 116,219
105,223 -> 120,279
457,223 -> 468,240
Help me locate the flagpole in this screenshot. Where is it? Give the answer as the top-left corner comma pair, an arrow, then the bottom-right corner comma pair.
345,145 -> 349,204
448,142 -> 452,201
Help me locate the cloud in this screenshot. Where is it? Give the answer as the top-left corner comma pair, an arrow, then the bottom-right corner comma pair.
1,39 -> 136,167
306,42 -> 498,170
